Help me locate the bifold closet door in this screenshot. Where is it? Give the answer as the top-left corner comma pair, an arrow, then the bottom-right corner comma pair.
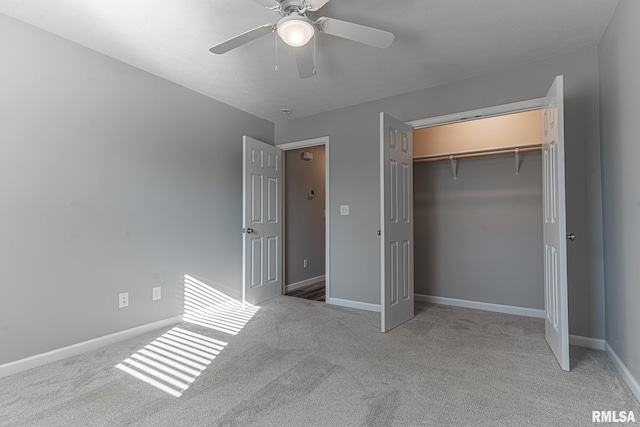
380,112 -> 414,332
542,76 -> 570,371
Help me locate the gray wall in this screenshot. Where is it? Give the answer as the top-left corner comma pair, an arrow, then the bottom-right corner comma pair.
598,0 -> 640,385
285,146 -> 326,285
415,153 -> 543,309
0,15 -> 273,365
276,48 -> 605,339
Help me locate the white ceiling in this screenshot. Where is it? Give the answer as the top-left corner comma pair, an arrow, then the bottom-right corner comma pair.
0,0 -> 618,122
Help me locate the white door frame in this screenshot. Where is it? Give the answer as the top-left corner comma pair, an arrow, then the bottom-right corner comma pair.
277,136 -> 331,301
407,98 -> 546,129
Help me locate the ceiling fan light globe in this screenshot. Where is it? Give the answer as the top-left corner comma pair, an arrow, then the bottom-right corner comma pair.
277,19 -> 315,47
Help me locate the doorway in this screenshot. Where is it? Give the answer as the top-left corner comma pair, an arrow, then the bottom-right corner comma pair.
401,77 -> 570,370
412,109 -> 545,316
279,137 -> 330,303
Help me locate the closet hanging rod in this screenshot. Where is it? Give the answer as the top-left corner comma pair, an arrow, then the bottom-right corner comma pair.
413,143 -> 542,163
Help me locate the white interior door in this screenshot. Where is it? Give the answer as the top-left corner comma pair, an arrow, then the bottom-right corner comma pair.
542,76 -> 570,371
243,136 -> 283,305
380,113 -> 414,332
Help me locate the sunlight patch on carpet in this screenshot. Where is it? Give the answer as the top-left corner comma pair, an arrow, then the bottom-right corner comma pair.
116,275 -> 259,397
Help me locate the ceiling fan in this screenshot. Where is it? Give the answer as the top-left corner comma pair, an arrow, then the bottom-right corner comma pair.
209,0 -> 395,78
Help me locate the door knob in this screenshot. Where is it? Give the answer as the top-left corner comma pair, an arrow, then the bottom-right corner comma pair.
566,233 -> 575,241
245,228 -> 254,234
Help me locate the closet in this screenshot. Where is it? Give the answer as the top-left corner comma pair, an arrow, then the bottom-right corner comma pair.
412,110 -> 545,314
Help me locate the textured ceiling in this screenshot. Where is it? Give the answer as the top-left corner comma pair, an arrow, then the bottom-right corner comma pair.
0,0 -> 618,122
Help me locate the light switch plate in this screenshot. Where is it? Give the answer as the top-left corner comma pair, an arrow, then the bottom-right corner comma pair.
152,286 -> 161,301
340,205 -> 350,215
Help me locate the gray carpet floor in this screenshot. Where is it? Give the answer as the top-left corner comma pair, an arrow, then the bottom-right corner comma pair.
1,297 -> 638,426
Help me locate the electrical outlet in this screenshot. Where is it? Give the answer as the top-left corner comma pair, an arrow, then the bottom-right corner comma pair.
303,259 -> 308,268
340,205 -> 350,215
119,292 -> 129,308
152,286 -> 161,301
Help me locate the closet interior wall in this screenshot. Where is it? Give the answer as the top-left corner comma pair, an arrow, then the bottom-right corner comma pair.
413,112 -> 544,311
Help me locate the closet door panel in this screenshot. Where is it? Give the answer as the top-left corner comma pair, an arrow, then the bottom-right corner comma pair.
542,76 -> 569,371
381,113 -> 414,332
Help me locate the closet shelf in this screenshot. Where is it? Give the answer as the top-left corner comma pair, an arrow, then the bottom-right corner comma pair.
413,143 -> 542,179
413,143 -> 542,163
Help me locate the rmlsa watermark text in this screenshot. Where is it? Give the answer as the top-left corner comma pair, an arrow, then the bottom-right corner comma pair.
592,411 -> 636,423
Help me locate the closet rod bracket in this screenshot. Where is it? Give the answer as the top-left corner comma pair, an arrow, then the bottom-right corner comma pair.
449,154 -> 458,180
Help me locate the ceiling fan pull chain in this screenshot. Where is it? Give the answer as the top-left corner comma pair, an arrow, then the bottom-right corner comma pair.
313,33 -> 317,75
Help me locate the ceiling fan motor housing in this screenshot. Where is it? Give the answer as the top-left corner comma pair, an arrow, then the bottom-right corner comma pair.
277,0 -> 307,15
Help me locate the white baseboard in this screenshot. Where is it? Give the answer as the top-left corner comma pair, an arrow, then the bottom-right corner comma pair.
414,294 -> 545,319
0,315 -> 182,379
327,297 -> 381,313
285,275 -> 325,293
605,342 -> 640,403
569,335 -> 605,350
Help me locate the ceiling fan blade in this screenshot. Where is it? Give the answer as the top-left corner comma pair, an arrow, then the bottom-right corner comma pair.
249,0 -> 278,7
317,17 -> 394,49
305,0 -> 331,11
209,24 -> 275,54
293,43 -> 316,79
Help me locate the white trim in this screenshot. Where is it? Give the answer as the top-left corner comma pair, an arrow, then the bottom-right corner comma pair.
278,136 -> 331,302
285,275 -> 325,293
278,137 -> 329,151
327,297 -> 381,313
605,341 -> 640,403
380,112 -> 386,330
407,98 -> 546,129
569,335 -> 605,350
0,316 -> 182,379
414,294 -> 545,318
